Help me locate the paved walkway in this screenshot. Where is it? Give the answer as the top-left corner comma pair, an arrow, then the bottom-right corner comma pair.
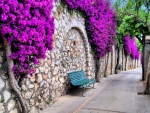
42,68 -> 150,113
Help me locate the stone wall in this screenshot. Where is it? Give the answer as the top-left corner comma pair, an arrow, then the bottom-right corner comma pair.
19,3 -> 96,112
0,2 -> 141,113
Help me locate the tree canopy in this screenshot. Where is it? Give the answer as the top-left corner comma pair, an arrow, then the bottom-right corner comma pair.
114,0 -> 150,52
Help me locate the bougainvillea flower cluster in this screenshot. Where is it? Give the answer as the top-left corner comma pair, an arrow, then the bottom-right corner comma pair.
0,0 -> 54,79
124,35 -> 140,59
65,0 -> 117,58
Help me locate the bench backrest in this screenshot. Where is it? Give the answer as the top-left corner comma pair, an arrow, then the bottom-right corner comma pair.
67,70 -> 87,84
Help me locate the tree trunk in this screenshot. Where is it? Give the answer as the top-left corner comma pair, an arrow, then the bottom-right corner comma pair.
104,52 -> 109,77
125,54 -> 127,71
115,46 -> 120,74
122,49 -> 124,71
4,41 -> 28,113
143,52 -> 150,94
95,58 -> 101,82
142,35 -> 145,81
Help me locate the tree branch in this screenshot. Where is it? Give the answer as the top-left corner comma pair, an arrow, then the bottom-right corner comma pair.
136,35 -> 143,45
125,11 -> 150,29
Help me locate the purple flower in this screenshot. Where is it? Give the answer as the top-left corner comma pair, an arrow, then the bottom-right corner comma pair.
0,0 -> 55,80
64,0 -> 117,58
124,35 -> 140,59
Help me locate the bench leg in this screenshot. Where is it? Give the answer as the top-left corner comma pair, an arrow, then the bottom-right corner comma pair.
82,88 -> 85,97
93,83 -> 95,89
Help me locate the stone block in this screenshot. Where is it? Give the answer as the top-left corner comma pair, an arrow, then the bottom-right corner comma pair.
40,59 -> 44,66
0,44 -> 3,49
53,67 -> 59,75
25,92 -> 32,99
0,52 -> 3,56
47,60 -> 51,66
56,41 -> 61,48
28,84 -> 34,89
42,75 -> 47,80
51,61 -> 55,67
2,72 -> 8,80
10,109 -> 18,113
35,74 -> 43,83
40,81 -> 44,87
53,82 -> 59,89
29,99 -> 35,106
30,106 -> 38,113
8,100 -> 15,111
6,81 -> 12,89
0,78 -> 5,90
59,78 -> 65,83
3,91 -> 11,102
34,83 -> 39,92
0,56 -> 2,62
36,68 -> 39,73
55,75 -> 59,81
45,69 -> 49,74
52,77 -> 55,85
45,63 -> 49,68
52,91 -> 55,98
0,103 -> 5,112
22,85 -> 27,91
26,79 -> 30,86
86,67 -> 90,71
30,75 -> 35,82
51,53 -> 55,59
39,67 -> 44,72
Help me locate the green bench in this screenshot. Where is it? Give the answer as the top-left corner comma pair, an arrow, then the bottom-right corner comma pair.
67,70 -> 95,96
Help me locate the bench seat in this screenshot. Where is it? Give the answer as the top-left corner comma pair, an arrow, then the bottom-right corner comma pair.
67,70 -> 95,96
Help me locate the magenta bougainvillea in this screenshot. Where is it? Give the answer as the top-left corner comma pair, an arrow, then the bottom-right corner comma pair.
124,35 -> 140,59
0,0 -> 116,80
0,0 -> 54,79
65,0 -> 117,58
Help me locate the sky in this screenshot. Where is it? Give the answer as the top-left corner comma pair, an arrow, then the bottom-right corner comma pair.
110,0 -> 117,4
109,0 -> 117,7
